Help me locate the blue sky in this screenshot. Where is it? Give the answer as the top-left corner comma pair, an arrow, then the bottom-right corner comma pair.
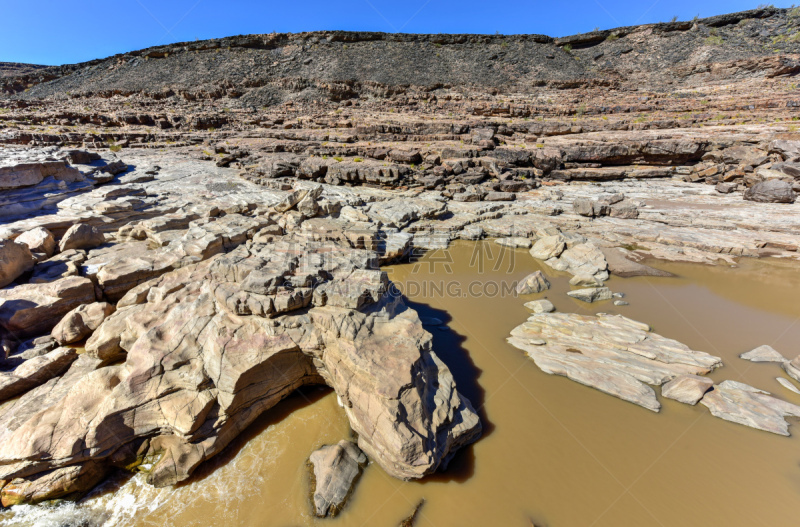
2,0 -> 796,65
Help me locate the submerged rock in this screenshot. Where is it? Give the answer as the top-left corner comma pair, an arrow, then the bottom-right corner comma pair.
508,313 -> 722,411
309,440 -> 367,517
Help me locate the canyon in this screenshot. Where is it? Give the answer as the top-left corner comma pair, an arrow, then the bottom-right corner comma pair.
2,6 -> 800,525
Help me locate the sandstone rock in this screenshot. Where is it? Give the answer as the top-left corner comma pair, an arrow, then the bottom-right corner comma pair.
516,271 -> 551,295
29,249 -> 86,284
609,202 -> 639,219
366,198 -> 446,229
529,235 -> 566,261
701,380 -> 800,436
0,240 -> 480,498
15,227 -> 56,258
567,286 -> 613,303
0,240 -> 34,288
484,191 -> 516,202
573,198 -> 608,217
743,180 -> 796,204
51,302 -> 116,345
715,182 -> 737,194
495,237 -> 532,249
508,313 -> 722,411
297,186 -> 323,217
547,242 -> 609,281
777,377 -> 800,396
58,224 -> 106,252
661,374 -> 713,405
783,355 -> 800,383
599,247 -> 673,278
0,276 -> 96,338
739,345 -> 787,363
99,160 -> 129,176
309,440 -> 367,517
0,346 -> 78,402
0,160 -> 82,191
569,274 -> 602,287
16,335 -> 58,359
524,299 -> 555,313
274,188 -> 307,213
1,461 -> 108,507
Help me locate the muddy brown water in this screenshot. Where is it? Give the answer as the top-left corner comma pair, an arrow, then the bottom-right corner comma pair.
4,241 -> 800,527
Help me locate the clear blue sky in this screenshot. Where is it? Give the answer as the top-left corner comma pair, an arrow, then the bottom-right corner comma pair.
2,0 -> 795,65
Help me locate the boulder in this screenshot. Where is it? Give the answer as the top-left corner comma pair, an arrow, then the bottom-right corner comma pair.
51,302 -> 116,345
516,271 -> 551,295
15,227 -> 56,258
529,235 -> 566,261
661,374 -> 713,405
548,243 -> 609,281
58,224 -> 106,252
0,240 -> 34,288
609,202 -> 639,219
309,440 -> 367,517
743,180 -> 796,204
573,198 -> 596,217
715,182 -> 737,194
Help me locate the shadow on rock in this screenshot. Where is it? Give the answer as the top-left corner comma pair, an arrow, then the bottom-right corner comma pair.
403,297 -> 493,484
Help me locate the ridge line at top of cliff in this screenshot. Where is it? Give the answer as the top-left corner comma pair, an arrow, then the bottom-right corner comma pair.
9,6 -> 784,69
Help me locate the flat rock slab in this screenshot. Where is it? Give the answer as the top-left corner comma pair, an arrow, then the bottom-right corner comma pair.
309,440 -> 366,517
661,374 -> 713,405
700,380 -> 800,436
599,247 -> 673,278
508,313 -> 722,412
776,377 -> 800,396
0,347 -> 78,401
